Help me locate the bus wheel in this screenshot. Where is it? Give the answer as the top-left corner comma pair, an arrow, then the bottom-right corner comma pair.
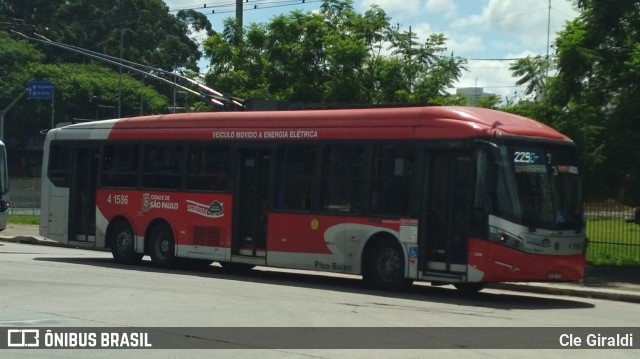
453,283 -> 485,295
110,221 -> 143,265
150,223 -> 175,268
366,239 -> 410,291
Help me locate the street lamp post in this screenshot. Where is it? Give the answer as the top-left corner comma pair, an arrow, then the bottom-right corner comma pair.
0,89 -> 28,142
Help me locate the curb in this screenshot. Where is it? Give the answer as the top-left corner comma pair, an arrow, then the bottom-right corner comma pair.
0,235 -> 44,245
0,235 -> 106,250
3,235 -> 640,304
490,283 -> 640,304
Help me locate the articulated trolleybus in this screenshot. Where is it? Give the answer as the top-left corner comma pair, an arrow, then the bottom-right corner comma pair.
40,106 -> 585,292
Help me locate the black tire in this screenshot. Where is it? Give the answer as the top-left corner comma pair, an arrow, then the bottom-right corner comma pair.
110,221 -> 143,264
150,223 -> 176,268
365,239 -> 410,291
453,282 -> 485,295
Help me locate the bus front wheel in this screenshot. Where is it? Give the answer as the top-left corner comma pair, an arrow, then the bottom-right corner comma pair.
150,223 -> 175,268
110,221 -> 143,265
366,239 -> 410,291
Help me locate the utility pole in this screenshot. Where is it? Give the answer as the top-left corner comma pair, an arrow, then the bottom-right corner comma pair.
118,28 -> 124,119
546,0 -> 551,77
236,0 -> 243,30
140,75 -> 145,115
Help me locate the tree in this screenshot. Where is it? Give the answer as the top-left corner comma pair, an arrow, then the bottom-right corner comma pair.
382,30 -> 466,103
509,55 -> 553,100
0,0 -> 210,72
202,0 -> 466,105
0,31 -> 43,95
0,30 -> 170,176
475,94 -> 501,109
549,0 -> 640,200
357,5 -> 392,103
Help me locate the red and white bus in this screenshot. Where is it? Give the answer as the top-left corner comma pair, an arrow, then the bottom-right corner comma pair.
39,106 -> 585,292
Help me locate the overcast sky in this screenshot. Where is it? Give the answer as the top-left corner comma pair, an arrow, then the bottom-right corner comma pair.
164,0 -> 580,101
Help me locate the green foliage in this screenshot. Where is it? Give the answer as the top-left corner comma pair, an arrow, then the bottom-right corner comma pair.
0,30 -> 170,176
509,56 -> 553,99
475,94 -> 501,109
0,0 -> 208,72
1,0 -> 213,174
560,2 -> 640,201
8,214 -> 39,225
203,0 -> 466,105
0,32 -> 43,103
586,217 -> 640,265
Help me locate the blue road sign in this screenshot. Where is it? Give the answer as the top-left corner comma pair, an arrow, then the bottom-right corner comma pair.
28,81 -> 54,99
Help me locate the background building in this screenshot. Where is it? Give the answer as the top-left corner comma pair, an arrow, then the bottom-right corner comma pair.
456,87 -> 495,106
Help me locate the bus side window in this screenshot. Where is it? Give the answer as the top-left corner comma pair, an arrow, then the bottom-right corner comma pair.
275,145 -> 316,211
101,144 -> 139,188
370,144 -> 415,216
321,144 -> 365,213
186,144 -> 229,192
142,144 -> 181,189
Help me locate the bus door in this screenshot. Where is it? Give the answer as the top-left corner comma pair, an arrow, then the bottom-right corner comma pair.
422,151 -> 474,274
233,148 -> 272,257
68,146 -> 100,242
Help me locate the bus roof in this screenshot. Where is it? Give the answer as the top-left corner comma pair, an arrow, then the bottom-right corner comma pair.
61,106 -> 571,142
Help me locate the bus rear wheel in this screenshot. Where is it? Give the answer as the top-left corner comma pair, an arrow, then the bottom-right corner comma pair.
150,223 -> 175,268
110,221 -> 143,265
366,239 -> 410,291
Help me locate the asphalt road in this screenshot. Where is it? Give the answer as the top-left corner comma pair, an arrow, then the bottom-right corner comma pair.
0,241 -> 638,358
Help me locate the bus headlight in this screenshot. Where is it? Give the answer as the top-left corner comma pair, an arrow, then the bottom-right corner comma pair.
0,200 -> 9,212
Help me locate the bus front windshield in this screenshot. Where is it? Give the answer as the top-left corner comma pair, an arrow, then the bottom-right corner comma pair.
495,141 -> 583,230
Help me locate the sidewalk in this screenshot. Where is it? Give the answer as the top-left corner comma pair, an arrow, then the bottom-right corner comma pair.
2,223 -> 639,303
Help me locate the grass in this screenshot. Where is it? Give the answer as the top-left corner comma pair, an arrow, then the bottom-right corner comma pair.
587,217 -> 640,242
585,217 -> 640,265
8,214 -> 40,225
